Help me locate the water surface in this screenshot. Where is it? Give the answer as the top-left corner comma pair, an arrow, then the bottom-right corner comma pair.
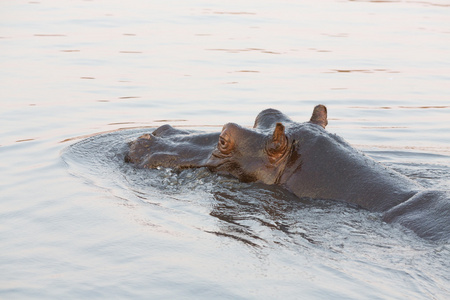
1,0 -> 449,299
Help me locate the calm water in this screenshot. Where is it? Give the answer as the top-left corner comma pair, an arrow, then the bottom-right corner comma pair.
1,0 -> 450,299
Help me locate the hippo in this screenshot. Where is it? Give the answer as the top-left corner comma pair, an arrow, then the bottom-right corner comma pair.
125,105 -> 450,242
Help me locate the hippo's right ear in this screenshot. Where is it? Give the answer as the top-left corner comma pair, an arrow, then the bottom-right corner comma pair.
266,123 -> 288,164
309,105 -> 328,128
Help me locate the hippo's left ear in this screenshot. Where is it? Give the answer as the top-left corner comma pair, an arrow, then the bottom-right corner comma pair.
309,104 -> 328,128
266,123 -> 288,164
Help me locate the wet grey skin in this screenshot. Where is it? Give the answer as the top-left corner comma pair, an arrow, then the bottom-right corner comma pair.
125,105 -> 450,242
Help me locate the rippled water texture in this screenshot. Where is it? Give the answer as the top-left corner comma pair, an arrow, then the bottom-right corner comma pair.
1,0 -> 449,299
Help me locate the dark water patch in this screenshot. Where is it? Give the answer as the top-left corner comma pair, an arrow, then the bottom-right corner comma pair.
118,96 -> 140,99
34,34 -> 66,37
15,138 -> 36,143
235,70 -> 260,73
308,47 -> 332,52
205,230 -> 262,248
398,106 -> 450,109
332,69 -> 400,73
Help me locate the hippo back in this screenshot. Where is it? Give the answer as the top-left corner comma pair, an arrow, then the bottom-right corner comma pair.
282,123 -> 421,212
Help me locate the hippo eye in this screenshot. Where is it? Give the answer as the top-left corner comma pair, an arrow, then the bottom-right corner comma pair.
218,135 -> 233,155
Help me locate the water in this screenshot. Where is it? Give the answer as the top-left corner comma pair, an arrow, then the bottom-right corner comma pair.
1,0 -> 449,298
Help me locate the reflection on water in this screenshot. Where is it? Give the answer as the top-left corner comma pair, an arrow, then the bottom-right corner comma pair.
1,0 -> 449,298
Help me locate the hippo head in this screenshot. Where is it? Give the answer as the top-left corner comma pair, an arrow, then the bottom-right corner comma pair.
206,122 -> 289,183
126,105 -> 328,185
205,105 -> 328,184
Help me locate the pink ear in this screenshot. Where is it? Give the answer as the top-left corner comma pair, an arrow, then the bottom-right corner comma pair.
309,105 -> 328,128
266,123 -> 288,163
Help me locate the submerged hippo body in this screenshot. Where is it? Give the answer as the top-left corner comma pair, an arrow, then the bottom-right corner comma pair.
125,106 -> 450,242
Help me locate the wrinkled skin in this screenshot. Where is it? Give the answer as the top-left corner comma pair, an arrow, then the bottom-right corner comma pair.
126,105 -> 450,242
